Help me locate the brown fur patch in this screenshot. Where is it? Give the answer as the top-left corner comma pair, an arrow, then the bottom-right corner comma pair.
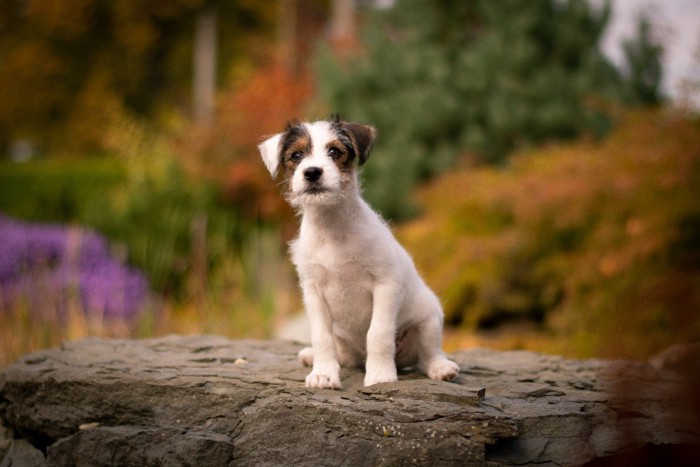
330,119 -> 377,166
325,138 -> 355,173
280,124 -> 312,181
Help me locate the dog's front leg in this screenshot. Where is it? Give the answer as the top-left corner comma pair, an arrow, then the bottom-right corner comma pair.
364,282 -> 401,386
302,283 -> 342,389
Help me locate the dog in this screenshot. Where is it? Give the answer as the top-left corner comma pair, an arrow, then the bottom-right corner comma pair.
258,115 -> 460,389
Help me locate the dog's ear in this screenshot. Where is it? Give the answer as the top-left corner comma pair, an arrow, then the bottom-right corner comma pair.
258,133 -> 283,178
343,122 -> 377,166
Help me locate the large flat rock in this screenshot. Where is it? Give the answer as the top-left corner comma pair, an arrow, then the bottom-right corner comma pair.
1,336 -> 698,466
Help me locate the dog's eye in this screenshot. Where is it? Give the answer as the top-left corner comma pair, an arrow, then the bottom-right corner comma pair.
290,151 -> 303,162
328,147 -> 341,159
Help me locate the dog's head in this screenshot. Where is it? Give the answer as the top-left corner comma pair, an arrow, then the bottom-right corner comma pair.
258,115 -> 377,207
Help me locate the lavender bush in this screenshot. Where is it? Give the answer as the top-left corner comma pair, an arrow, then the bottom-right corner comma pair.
0,214 -> 149,321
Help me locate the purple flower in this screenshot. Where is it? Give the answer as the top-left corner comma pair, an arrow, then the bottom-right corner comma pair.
0,215 -> 66,284
0,214 -> 149,321
79,261 -> 149,319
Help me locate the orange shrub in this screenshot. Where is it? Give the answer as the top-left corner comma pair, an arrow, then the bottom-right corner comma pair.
176,64 -> 314,223
399,109 -> 700,359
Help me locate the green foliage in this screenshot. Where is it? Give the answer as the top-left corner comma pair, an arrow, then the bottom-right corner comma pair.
88,157 -> 226,297
316,0 -> 662,219
0,158 -> 125,222
89,152 -> 286,334
400,110 -> 700,359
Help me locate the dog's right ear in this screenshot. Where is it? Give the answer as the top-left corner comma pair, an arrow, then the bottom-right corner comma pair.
258,133 -> 283,179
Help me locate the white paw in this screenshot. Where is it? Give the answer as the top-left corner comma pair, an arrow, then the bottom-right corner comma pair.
364,363 -> 398,386
298,347 -> 313,367
364,372 -> 398,387
427,358 -> 460,382
305,371 -> 342,389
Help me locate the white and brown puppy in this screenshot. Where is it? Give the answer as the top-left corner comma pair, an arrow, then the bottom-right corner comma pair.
259,116 -> 459,389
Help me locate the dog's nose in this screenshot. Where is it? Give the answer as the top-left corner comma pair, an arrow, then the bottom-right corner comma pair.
303,167 -> 323,182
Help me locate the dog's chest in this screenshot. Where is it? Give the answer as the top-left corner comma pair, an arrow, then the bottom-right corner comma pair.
293,230 -> 372,284
292,228 -> 375,317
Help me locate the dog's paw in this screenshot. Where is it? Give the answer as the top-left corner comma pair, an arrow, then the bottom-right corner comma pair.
364,358 -> 398,386
305,371 -> 342,389
364,363 -> 398,387
298,347 -> 313,367
364,372 -> 398,386
427,358 -> 460,382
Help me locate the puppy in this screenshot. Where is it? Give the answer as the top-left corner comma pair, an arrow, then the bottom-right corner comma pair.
259,116 -> 459,389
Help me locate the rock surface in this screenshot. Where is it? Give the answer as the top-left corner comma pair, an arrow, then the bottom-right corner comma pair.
1,336 -> 699,466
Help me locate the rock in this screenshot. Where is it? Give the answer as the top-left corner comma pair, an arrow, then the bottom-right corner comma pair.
0,438 -> 45,467
1,336 -> 698,466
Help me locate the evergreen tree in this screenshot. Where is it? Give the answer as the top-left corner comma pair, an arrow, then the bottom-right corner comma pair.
316,0 -> 656,220
622,14 -> 664,105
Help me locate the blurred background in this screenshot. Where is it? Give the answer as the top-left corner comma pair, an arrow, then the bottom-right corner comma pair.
1,0 -> 698,367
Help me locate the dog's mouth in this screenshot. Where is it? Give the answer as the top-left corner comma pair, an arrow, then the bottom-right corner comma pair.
303,186 -> 330,195
300,182 -> 334,196
291,184 -> 341,205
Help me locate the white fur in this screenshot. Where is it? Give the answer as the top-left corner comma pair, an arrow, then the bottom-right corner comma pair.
258,133 -> 282,178
259,120 -> 459,389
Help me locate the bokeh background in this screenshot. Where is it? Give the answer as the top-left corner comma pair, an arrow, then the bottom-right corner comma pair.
1,0 -> 698,367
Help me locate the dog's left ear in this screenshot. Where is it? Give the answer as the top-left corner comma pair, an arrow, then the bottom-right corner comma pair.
258,133 -> 282,178
343,122 -> 377,166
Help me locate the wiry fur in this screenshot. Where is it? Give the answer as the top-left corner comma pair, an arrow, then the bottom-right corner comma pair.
258,117 -> 459,389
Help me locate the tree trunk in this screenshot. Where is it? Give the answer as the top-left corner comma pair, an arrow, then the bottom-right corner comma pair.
193,6 -> 217,125
277,0 -> 297,72
330,0 -> 356,42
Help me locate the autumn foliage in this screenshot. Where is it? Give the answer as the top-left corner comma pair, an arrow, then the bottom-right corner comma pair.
176,64 -> 314,222
399,110 -> 700,359
0,0 -> 275,153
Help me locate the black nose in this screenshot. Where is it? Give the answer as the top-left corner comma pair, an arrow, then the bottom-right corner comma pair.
303,167 -> 323,182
